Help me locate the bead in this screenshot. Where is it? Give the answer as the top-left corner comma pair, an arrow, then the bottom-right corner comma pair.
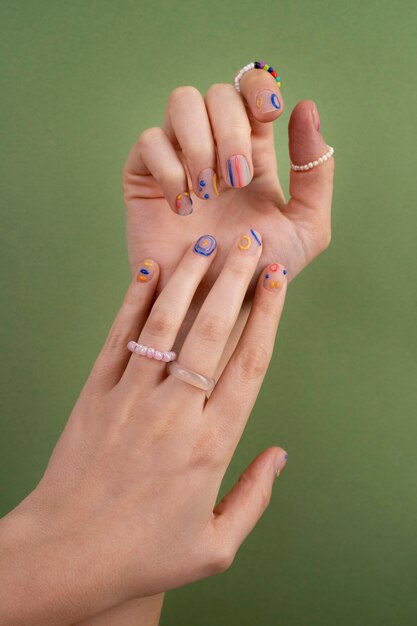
308,162 -> 313,168
259,60 -> 265,68
267,66 -> 274,73
255,61 -> 261,68
127,341 -> 137,352
313,161 -> 319,167
146,347 -> 155,358
162,352 -> 171,362
154,351 -> 163,360
139,345 -> 147,355
318,157 -> 323,164
271,70 -> 277,78
264,64 -> 269,71
323,155 -> 328,161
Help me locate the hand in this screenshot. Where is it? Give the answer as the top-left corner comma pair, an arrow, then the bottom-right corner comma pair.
123,69 -> 334,292
0,232 -> 288,626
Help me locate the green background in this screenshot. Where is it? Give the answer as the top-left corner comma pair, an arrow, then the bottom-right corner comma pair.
1,1 -> 416,624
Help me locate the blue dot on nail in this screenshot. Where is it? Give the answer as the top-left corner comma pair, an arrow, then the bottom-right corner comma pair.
265,274 -> 270,279
204,193 -> 209,199
200,180 -> 206,187
283,269 -> 287,275
140,268 -> 150,275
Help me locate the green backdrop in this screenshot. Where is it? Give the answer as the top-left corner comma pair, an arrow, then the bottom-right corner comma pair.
1,1 -> 416,625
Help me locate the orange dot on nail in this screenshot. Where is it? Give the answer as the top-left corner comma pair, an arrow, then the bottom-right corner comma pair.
138,275 -> 148,282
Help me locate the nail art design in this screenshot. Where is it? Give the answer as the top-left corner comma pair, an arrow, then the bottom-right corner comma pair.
194,235 -> 217,256
237,228 -> 262,255
256,90 -> 281,113
263,263 -> 287,292
137,259 -> 156,283
227,155 -> 251,188
175,192 -> 193,216
198,168 -> 219,200
274,452 -> 288,478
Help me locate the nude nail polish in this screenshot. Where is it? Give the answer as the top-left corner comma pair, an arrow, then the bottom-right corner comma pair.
312,104 -> 320,132
255,89 -> 281,113
274,452 -> 288,479
263,263 -> 287,292
197,168 -> 219,199
175,191 -> 193,216
137,259 -> 157,283
227,155 -> 251,188
237,228 -> 262,255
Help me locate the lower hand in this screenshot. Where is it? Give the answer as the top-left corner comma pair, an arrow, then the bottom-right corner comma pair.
1,231 -> 288,625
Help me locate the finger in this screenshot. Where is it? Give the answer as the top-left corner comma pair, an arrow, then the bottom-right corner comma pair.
284,100 -> 334,239
239,63 -> 284,130
124,127 -> 194,216
211,447 -> 288,561
87,260 -> 159,394
206,262 -> 287,444
166,229 -> 263,397
162,86 -> 220,203
121,235 -> 218,390
205,84 -> 253,189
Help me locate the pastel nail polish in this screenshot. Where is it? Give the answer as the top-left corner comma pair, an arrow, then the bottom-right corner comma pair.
227,155 -> 251,188
311,104 -> 320,131
175,191 -> 193,216
197,168 -> 219,200
263,263 -> 287,292
237,228 -> 262,255
255,89 -> 281,113
137,259 -> 156,283
194,235 -> 217,256
274,452 -> 288,479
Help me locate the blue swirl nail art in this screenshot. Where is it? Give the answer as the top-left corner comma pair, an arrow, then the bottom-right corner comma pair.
194,235 -> 217,256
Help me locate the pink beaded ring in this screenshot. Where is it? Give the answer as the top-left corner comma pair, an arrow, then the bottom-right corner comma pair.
234,60 -> 281,94
127,340 -> 176,363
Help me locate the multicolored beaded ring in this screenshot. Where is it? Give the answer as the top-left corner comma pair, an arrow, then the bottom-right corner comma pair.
234,61 -> 281,94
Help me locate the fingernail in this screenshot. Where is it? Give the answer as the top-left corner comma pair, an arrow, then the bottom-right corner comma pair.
237,228 -> 262,255
175,191 -> 193,216
194,235 -> 217,256
137,259 -> 157,283
197,168 -> 219,199
263,263 -> 287,292
311,103 -> 320,132
227,155 -> 251,188
255,89 -> 281,113
274,451 -> 288,479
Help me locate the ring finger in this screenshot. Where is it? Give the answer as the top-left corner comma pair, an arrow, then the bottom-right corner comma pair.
163,86 -> 220,203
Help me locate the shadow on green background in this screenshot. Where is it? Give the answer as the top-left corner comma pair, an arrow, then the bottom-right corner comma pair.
1,1 -> 416,624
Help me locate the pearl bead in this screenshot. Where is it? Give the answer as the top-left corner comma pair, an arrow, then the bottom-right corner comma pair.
323,155 -> 328,161
127,340 -> 137,352
139,345 -> 147,355
146,347 -> 155,358
154,351 -> 163,360
308,162 -> 313,168
162,352 -> 171,362
313,161 -> 319,167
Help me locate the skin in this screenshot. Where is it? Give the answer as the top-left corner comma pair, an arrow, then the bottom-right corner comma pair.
0,234 -> 289,625
0,68 -> 334,625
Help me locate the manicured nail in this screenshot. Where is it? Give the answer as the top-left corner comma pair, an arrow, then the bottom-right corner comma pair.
194,235 -> 217,256
311,103 -> 320,132
256,89 -> 281,113
227,155 -> 251,188
197,168 -> 219,200
237,228 -> 262,255
175,191 -> 193,216
274,451 -> 288,479
137,259 -> 157,283
263,263 -> 287,292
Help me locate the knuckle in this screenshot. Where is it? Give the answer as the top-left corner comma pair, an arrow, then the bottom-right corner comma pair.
102,327 -> 129,354
137,126 -> 163,150
195,313 -> 229,344
146,309 -> 176,339
236,344 -> 270,381
169,85 -> 201,107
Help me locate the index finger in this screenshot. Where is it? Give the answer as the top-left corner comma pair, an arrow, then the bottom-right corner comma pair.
238,62 -> 285,130
205,261 -> 287,446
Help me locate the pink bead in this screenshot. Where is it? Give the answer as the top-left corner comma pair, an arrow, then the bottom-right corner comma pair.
162,352 -> 171,362
259,60 -> 265,68
169,351 -> 177,361
139,345 -> 147,355
127,341 -> 137,352
154,351 -> 163,360
146,347 -> 155,358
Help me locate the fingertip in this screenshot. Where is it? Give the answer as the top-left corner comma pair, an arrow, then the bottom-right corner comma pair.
288,100 -> 329,166
259,262 -> 288,295
240,67 -> 284,122
135,258 -> 160,285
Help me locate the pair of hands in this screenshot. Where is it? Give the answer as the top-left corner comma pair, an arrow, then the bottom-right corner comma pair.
0,67 -> 334,626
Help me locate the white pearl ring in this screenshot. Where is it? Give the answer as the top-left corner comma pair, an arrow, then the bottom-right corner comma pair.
291,145 -> 334,171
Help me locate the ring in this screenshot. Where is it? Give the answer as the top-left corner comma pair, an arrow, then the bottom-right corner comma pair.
290,145 -> 334,171
234,60 -> 281,94
167,361 -> 216,394
127,340 -> 176,362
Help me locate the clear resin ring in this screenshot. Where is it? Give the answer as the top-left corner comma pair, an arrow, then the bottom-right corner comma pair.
167,361 -> 216,394
127,340 -> 176,363
290,145 -> 334,171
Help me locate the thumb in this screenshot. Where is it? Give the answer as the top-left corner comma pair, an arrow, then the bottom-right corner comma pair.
285,99 -> 334,237
212,447 -> 288,554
